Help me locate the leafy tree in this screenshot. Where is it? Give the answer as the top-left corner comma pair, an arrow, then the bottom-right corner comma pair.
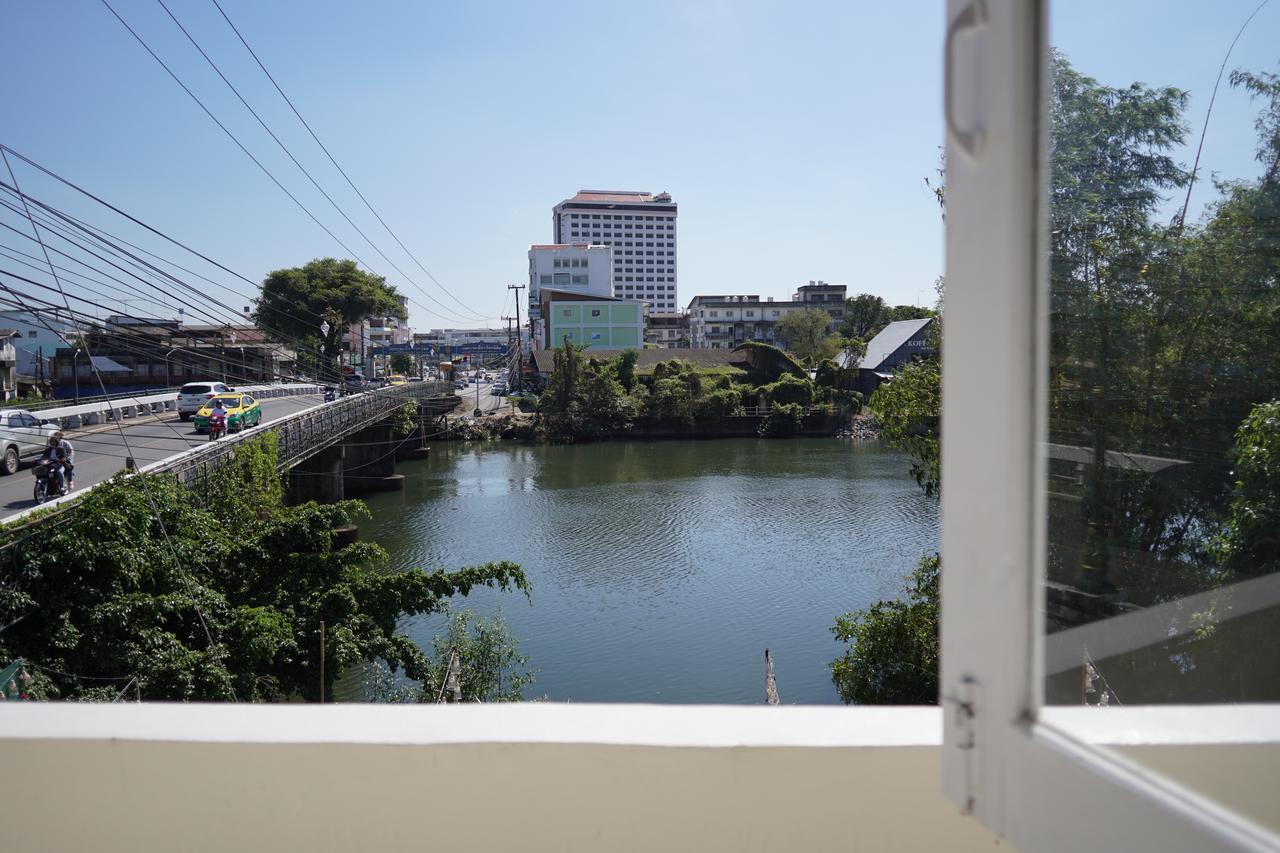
735,342 -> 806,384
419,609 -> 535,702
887,305 -> 934,323
390,353 -> 415,376
538,341 -> 636,440
831,554 -> 939,704
254,258 -> 406,377
614,348 -> 639,393
1215,401 -> 1280,579
0,437 -> 528,702
869,360 -> 941,496
776,308 -> 837,366
839,293 -> 891,340
760,374 -> 814,407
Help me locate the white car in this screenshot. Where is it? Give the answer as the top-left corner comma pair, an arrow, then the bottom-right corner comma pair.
0,409 -> 60,475
177,381 -> 233,421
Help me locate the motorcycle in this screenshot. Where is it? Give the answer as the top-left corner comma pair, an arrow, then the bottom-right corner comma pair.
208,411 -> 228,441
32,460 -> 68,504
323,386 -> 336,403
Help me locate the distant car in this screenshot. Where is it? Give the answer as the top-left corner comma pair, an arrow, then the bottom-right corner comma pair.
193,393 -> 262,434
0,409 -> 60,475
177,381 -> 233,421
453,380 -> 466,390
408,376 -> 424,382
387,375 -> 408,386
491,384 -> 506,396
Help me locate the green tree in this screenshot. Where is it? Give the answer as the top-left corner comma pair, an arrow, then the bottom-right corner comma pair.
0,437 -> 528,702
1216,401 -> 1280,579
390,353 -> 415,376
776,308 -> 838,366
418,609 -> 535,702
831,554 -> 938,704
839,293 -> 891,340
735,342 -> 806,384
869,360 -> 941,496
887,305 -> 934,323
254,258 -> 407,377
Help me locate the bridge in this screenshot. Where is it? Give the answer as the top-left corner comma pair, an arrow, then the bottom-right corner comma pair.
1,381 -> 459,523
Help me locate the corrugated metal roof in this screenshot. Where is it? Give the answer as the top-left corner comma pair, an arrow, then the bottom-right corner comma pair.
850,318 -> 934,370
89,355 -> 131,373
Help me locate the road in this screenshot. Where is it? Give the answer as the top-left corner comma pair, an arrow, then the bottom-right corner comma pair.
0,393 -> 322,518
455,379 -> 514,416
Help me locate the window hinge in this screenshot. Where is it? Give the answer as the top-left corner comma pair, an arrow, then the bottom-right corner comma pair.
944,674 -> 980,815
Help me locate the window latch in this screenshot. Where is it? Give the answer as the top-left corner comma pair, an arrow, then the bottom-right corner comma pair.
943,674 -> 980,814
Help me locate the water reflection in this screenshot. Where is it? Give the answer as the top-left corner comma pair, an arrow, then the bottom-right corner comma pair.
358,439 -> 938,703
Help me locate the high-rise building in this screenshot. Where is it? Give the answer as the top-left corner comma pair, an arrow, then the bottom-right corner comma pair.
552,190 -> 678,313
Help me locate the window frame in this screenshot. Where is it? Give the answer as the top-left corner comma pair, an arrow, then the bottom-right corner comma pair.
940,1 -> 1279,850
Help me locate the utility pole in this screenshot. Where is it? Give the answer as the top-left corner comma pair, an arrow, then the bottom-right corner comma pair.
507,284 -> 525,391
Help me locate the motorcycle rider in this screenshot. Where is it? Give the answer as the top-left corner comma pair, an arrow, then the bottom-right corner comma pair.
41,433 -> 73,494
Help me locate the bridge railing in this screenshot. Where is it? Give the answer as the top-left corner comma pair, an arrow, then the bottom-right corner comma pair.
32,383 -> 325,429
157,381 -> 453,488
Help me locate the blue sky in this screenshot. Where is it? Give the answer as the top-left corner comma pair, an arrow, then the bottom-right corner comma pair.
1,1 -> 1276,331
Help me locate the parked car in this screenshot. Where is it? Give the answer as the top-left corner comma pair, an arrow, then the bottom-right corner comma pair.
177,381 -> 233,421
0,409 -> 60,475
193,394 -> 262,434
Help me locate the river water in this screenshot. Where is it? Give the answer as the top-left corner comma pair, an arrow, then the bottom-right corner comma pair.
356,438 -> 938,704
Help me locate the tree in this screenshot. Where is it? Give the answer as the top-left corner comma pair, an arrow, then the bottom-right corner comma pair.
776,308 -> 837,366
1216,401 -> 1280,579
887,305 -> 934,323
254,258 -> 406,377
390,353 -> 415,376
869,360 -> 941,496
831,554 -> 938,704
839,293 -> 891,340
0,436 -> 529,702
419,609 -> 535,702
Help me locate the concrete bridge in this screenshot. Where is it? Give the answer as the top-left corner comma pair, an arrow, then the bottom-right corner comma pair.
2,381 -> 458,523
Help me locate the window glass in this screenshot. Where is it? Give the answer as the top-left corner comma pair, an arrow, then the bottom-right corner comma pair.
1044,3 -> 1280,706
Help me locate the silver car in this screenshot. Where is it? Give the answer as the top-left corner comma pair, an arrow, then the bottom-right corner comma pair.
0,409 -> 60,475
177,381 -> 233,421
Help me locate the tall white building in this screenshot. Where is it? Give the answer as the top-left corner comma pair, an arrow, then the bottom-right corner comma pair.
552,190 -> 678,312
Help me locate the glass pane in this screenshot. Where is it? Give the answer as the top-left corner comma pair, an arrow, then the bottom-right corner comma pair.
1044,1 -> 1280,704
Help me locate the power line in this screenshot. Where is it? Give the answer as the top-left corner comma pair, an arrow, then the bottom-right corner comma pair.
155,0 -> 490,325
208,0 -> 492,323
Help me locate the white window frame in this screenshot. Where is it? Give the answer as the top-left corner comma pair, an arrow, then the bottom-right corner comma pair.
941,1 -> 1280,850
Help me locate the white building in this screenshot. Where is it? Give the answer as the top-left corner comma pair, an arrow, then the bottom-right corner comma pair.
0,309 -> 80,380
552,190 -> 678,313
686,282 -> 847,349
527,244 -> 614,349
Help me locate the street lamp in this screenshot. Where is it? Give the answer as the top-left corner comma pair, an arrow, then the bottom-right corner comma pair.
319,321 -> 331,383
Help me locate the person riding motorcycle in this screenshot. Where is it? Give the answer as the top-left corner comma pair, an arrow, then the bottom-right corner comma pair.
209,397 -> 229,437
40,433 -> 74,494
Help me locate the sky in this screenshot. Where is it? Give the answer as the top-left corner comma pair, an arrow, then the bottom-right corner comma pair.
1,1 -> 1276,332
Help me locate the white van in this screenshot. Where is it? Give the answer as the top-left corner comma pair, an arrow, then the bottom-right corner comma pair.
177,381 -> 232,421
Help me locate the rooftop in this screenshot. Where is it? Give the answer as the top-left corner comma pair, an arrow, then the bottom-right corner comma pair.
529,243 -> 600,250
558,190 -> 676,207
854,317 -> 935,370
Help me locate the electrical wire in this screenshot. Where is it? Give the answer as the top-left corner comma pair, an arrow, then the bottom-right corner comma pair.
155,0 -> 490,325
209,0 -> 493,322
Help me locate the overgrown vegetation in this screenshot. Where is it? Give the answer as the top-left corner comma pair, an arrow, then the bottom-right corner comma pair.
0,435 -> 528,701
532,341 -> 857,442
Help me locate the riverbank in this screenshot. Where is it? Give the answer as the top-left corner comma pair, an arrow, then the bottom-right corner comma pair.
434,409 -> 852,443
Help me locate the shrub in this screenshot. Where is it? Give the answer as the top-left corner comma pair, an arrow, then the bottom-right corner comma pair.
761,374 -> 814,407
758,402 -> 805,437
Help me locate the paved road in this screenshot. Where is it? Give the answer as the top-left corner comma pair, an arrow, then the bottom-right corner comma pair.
0,394 -> 322,517
456,380 -> 515,416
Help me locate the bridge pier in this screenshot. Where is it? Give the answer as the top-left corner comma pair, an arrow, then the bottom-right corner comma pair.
342,423 -> 404,495
287,444 -> 345,505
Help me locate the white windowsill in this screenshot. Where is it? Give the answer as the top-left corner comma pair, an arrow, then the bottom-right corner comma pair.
1,703 -> 942,748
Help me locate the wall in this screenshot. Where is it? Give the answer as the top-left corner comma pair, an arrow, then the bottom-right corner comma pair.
0,705 -> 997,853
548,301 -> 642,349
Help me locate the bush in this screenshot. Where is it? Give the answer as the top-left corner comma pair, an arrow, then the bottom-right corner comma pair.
831,553 -> 939,704
761,374 -> 814,407
758,402 -> 805,437
694,388 -> 744,420
736,342 -> 806,384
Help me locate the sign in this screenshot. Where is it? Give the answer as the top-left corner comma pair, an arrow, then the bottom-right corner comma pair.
452,342 -> 507,355
368,343 -> 437,356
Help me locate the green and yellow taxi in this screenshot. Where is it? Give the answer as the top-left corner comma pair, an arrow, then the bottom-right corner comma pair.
386,374 -> 408,386
193,393 -> 263,433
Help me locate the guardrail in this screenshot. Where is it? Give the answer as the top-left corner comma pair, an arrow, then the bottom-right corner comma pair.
2,381 -> 453,525
157,381 -> 453,487
31,384 -> 325,429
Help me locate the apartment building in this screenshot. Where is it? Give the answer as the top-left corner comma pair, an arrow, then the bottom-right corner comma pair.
552,190 -> 678,313
687,281 -> 847,349
644,313 -> 690,348
528,244 -> 614,349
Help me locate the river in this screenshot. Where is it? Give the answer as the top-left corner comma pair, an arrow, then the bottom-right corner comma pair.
355,438 -> 938,704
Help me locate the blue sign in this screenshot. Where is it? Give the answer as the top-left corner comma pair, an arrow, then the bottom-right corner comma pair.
369,343 -> 437,356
